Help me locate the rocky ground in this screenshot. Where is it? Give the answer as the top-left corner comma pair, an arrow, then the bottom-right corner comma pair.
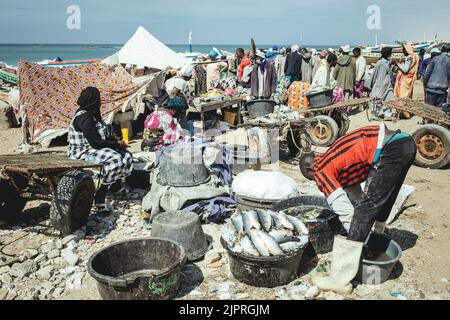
1,82 -> 449,300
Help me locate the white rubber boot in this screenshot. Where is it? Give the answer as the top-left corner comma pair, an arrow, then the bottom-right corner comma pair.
312,236 -> 363,295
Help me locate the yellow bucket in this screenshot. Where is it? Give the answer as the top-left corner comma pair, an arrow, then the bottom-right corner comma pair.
121,128 -> 129,145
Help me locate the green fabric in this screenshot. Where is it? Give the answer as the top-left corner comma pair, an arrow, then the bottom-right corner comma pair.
384,132 -> 411,145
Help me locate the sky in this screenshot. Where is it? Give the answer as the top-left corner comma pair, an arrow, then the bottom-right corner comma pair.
0,0 -> 449,45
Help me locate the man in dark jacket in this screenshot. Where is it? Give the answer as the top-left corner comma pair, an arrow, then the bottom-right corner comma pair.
250,51 -> 277,99
333,45 -> 357,100
423,45 -> 450,108
284,45 -> 302,82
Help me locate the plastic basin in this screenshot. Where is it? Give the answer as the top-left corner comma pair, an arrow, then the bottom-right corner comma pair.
356,233 -> 402,285
221,237 -> 306,288
245,100 -> 276,119
305,89 -> 333,108
87,238 -> 186,300
151,211 -> 209,262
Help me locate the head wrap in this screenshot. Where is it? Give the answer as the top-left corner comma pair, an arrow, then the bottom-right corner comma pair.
180,64 -> 194,77
209,50 -> 219,59
255,50 -> 266,59
340,45 -> 351,53
320,50 -> 328,59
77,87 -> 102,121
291,45 -> 300,53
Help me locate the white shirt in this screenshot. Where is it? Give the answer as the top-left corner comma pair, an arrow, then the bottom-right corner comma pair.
165,77 -> 190,100
355,56 -> 367,82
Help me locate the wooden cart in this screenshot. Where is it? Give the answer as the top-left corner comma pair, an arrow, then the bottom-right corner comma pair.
0,152 -> 102,236
188,96 -> 247,133
384,98 -> 450,169
297,97 -> 373,147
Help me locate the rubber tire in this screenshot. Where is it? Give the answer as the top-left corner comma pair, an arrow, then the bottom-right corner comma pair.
50,171 -> 95,236
0,179 -> 26,225
308,115 -> 340,147
412,124 -> 450,169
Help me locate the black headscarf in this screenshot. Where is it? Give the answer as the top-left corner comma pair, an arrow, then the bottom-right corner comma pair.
77,87 -> 102,122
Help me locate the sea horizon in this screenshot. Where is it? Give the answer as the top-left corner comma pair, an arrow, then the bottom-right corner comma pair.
0,43 -> 343,67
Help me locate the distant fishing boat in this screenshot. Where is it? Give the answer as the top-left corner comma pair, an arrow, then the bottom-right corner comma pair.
0,68 -> 18,85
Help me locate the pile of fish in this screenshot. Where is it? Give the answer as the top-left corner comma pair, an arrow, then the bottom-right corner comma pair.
221,210 -> 310,257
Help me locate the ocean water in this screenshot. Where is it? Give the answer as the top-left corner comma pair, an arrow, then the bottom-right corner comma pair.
0,44 -> 335,67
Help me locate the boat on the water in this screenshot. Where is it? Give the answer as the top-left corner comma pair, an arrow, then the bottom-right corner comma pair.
39,58 -> 101,67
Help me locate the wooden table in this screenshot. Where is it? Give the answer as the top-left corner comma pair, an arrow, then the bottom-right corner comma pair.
188,96 -> 247,133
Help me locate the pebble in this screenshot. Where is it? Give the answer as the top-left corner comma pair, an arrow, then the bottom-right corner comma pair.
36,266 -> 54,281
62,235 -> 77,246
305,286 -> 320,299
61,249 -> 79,266
441,278 -> 448,283
0,288 -> 8,300
9,261 -> 37,280
23,248 -> 39,259
52,287 -> 64,299
39,242 -> 55,254
47,249 -> 60,259
34,254 -> 46,264
0,274 -> 13,286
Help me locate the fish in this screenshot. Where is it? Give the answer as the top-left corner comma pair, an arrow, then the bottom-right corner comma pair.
231,244 -> 244,254
248,230 -> 270,257
242,212 -> 251,233
256,230 -> 284,256
241,235 -> 260,256
256,210 -> 272,232
286,215 -> 310,236
268,229 -> 297,244
277,211 -> 295,231
269,211 -> 283,229
247,211 -> 262,231
221,223 -> 238,248
231,215 -> 244,235
280,241 -> 304,253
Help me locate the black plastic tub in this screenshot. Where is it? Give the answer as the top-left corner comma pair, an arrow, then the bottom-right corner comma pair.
305,89 -> 333,108
272,196 -> 343,254
87,238 -> 186,300
236,195 -> 280,211
125,164 -> 150,189
356,233 -> 402,285
221,238 -> 306,288
245,100 -> 276,119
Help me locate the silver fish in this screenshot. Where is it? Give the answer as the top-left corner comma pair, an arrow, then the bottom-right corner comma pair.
231,244 -> 244,254
256,210 -> 272,232
231,215 -> 244,235
277,211 -> 295,230
247,210 -> 262,231
269,211 -> 283,229
286,215 -> 310,235
242,212 -> 251,233
256,230 -> 284,256
248,230 -> 270,257
241,235 -> 260,256
268,229 -> 297,244
221,223 -> 238,248
280,241 -> 304,253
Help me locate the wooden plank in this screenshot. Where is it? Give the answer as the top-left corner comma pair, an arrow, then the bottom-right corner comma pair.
384,98 -> 450,126
297,97 -> 373,113
189,97 -> 246,113
0,153 -> 101,174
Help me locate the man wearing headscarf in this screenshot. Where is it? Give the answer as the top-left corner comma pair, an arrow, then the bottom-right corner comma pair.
284,45 -> 303,82
68,87 -> 133,215
301,48 -> 314,84
274,47 -> 287,81
333,45 -> 357,100
423,45 -> 450,108
250,51 -> 277,99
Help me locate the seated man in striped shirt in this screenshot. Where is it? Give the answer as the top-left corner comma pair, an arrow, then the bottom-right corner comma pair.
299,124 -> 416,294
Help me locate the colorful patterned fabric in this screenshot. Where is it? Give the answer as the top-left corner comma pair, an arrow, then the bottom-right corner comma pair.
288,81 -> 310,110
143,109 -> 181,151
19,61 -> 143,143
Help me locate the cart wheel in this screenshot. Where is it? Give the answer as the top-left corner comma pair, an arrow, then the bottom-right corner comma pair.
308,115 -> 340,147
337,113 -> 351,138
50,171 -> 95,236
413,124 -> 450,169
0,180 -> 26,225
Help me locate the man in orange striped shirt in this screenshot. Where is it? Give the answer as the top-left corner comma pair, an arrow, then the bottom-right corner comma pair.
299,123 -> 416,294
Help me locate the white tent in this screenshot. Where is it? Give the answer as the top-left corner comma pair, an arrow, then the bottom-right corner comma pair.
102,26 -> 190,70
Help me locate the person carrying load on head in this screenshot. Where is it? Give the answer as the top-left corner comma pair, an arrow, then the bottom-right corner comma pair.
298,123 -> 417,295
68,87 -> 133,216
